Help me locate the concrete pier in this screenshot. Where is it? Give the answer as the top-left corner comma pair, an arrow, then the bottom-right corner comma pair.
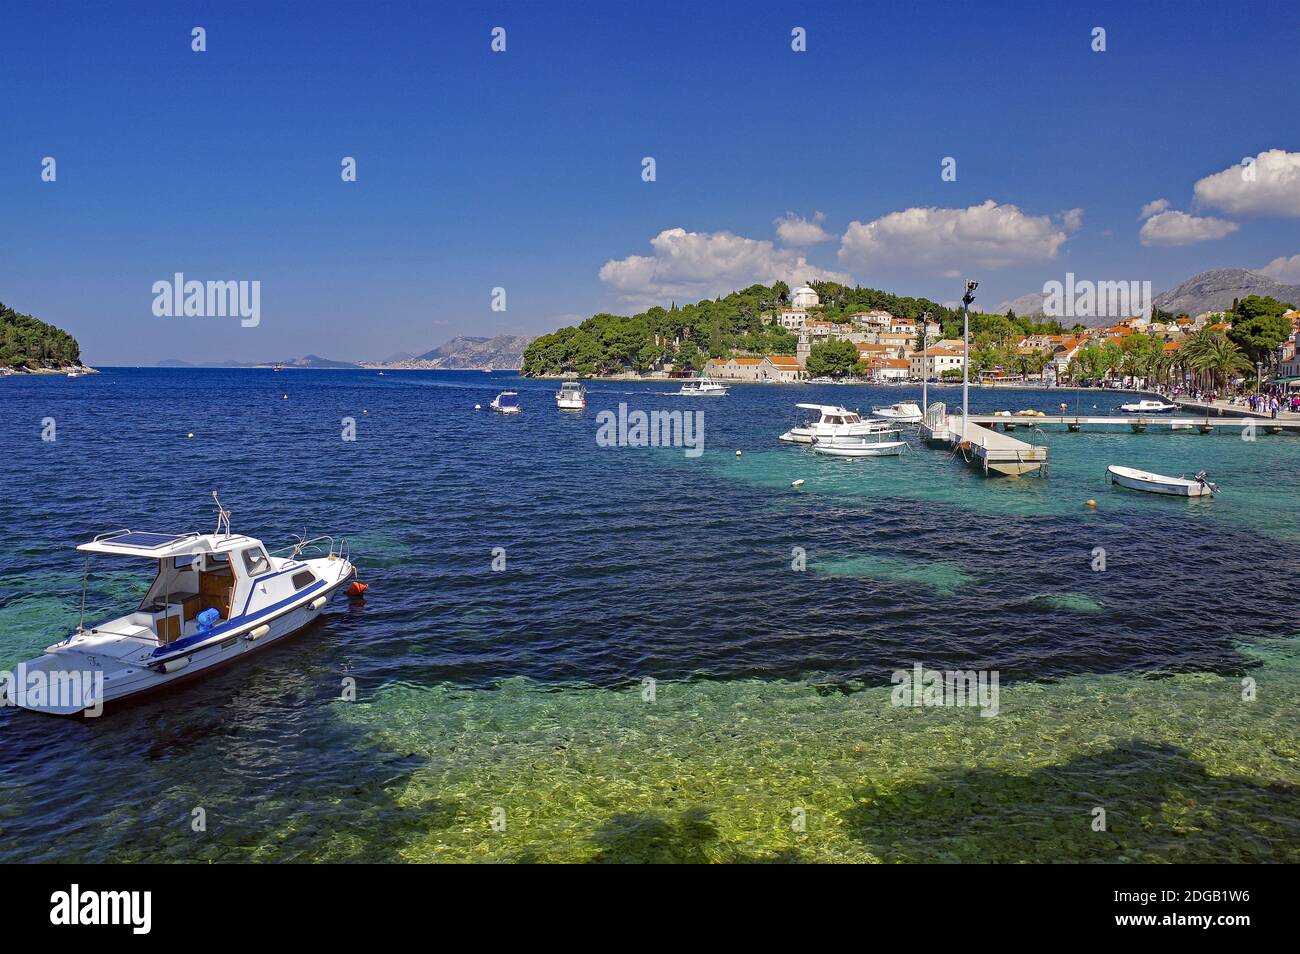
920,409 -> 1048,477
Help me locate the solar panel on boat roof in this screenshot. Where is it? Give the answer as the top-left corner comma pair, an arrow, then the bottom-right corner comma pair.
104,532 -> 185,548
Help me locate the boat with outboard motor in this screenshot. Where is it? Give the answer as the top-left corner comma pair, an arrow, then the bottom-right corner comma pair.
1107,465 -> 1217,497
779,404 -> 894,444
0,493 -> 356,715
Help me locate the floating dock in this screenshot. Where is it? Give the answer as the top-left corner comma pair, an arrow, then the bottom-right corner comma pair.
920,410 -> 1048,477
963,414 -> 1300,435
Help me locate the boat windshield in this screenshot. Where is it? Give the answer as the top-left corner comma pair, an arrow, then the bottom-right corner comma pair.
498,393 -> 518,407
843,413 -> 861,423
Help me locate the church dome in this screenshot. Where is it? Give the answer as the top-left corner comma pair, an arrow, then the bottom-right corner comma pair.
791,284 -> 820,308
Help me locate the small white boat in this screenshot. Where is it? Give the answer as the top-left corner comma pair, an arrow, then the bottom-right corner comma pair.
490,391 -> 521,414
555,381 -> 586,410
0,494 -> 356,716
871,401 -> 923,424
780,404 -> 894,443
1118,399 -> 1178,414
1107,465 -> 1218,497
810,433 -> 909,457
678,376 -> 729,396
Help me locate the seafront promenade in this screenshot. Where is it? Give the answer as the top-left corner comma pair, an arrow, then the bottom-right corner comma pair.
1174,396 -> 1300,421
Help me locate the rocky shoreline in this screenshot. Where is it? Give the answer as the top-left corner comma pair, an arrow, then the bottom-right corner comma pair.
1,364 -> 98,377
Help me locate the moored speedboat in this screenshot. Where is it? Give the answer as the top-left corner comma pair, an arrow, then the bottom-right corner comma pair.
491,390 -> 521,414
1107,465 -> 1217,497
779,404 -> 894,443
555,381 -> 586,410
677,376 -> 729,396
871,401 -> 923,424
1118,399 -> 1177,414
0,494 -> 355,716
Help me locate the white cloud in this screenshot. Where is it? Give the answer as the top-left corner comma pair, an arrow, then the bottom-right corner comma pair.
1139,210 -> 1239,246
1259,253 -> 1300,283
837,200 -> 1072,273
599,227 -> 850,304
1138,198 -> 1169,220
774,211 -> 832,246
1194,149 -> 1300,217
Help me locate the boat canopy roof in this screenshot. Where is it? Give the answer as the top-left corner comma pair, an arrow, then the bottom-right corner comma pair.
795,403 -> 851,414
77,530 -> 262,558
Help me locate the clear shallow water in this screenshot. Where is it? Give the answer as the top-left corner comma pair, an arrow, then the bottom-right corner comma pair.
0,369 -> 1297,862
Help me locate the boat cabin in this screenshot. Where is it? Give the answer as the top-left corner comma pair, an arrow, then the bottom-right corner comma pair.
76,530 -> 319,648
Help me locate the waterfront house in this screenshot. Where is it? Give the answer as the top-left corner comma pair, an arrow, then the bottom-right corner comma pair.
761,355 -> 807,382
909,345 -> 965,379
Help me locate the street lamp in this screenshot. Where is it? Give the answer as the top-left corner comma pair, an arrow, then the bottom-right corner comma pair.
961,280 -> 978,442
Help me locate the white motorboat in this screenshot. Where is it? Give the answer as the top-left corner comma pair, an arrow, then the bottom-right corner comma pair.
1118,399 -> 1178,414
555,381 -> 586,410
806,436 -> 909,460
1107,465 -> 1218,497
779,404 -> 894,443
0,494 -> 356,716
871,401 -> 923,424
490,390 -> 521,414
677,376 -> 729,396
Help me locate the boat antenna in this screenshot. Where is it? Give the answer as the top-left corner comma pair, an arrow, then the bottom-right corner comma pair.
212,490 -> 232,538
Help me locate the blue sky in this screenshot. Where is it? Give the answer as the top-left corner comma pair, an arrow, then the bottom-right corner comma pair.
2,0 -> 1298,364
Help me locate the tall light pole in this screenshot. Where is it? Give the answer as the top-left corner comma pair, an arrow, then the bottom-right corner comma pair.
961,280 -> 978,442
920,310 -> 931,418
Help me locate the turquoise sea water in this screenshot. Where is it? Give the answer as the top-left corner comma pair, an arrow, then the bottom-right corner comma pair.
0,370 -> 1296,862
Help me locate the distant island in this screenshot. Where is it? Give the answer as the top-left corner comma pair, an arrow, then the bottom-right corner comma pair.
0,301 -> 93,374
156,334 -> 534,372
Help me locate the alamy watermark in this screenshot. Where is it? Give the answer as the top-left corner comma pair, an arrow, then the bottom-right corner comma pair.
596,403 -> 704,457
890,663 -> 1000,717
152,273 -> 260,327
1,664 -> 104,716
1042,272 -> 1151,321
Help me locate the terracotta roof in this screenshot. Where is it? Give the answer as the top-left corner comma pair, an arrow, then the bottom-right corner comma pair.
765,355 -> 801,367
730,357 -> 762,365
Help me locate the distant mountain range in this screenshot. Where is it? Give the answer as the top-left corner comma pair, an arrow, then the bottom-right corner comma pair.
358,335 -> 535,370
156,335 -> 535,371
997,267 -> 1300,325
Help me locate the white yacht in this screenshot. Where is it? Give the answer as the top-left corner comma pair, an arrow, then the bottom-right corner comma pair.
0,494 -> 355,716
677,376 -> 729,396
871,401 -> 923,424
490,390 -> 521,414
779,404 -> 894,443
1118,399 -> 1178,414
555,381 -> 586,410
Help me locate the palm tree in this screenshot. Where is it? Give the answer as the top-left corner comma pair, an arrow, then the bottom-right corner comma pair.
1199,336 -> 1252,392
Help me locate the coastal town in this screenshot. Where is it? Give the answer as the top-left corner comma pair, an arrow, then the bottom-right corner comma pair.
523,279 -> 1300,394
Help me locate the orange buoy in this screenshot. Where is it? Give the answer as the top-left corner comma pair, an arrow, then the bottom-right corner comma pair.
346,581 -> 369,599
1085,499 -> 1097,508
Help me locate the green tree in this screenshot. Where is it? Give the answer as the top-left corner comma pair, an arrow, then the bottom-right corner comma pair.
1226,295 -> 1293,370
804,339 -> 859,377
